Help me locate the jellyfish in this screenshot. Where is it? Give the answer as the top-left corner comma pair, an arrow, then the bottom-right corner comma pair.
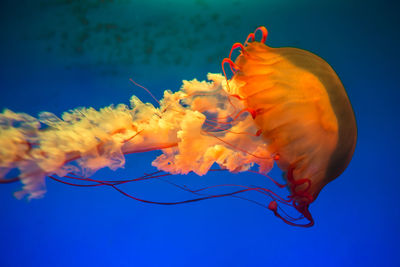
0,27 -> 357,227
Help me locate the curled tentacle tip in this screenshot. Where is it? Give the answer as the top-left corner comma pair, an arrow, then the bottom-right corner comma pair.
229,43 -> 247,59
268,200 -> 278,211
255,26 -> 268,43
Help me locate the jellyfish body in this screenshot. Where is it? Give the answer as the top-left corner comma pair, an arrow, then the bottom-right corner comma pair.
223,27 -> 357,224
0,27 -> 356,227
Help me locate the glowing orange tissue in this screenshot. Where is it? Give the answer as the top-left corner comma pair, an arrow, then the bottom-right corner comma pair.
0,27 -> 357,227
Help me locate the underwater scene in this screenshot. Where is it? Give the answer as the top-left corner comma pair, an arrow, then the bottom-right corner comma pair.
0,0 -> 399,266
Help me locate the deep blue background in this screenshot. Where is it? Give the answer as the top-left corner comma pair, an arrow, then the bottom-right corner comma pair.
0,0 -> 399,266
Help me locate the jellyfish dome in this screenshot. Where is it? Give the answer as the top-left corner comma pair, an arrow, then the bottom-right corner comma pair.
0,27 -> 357,227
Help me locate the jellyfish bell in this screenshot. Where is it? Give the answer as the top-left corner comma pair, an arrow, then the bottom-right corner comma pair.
0,27 -> 357,227
224,27 -> 357,224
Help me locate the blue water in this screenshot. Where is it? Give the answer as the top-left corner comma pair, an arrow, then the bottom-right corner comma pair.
0,0 -> 399,266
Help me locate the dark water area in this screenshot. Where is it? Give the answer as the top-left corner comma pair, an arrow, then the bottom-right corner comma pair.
0,0 -> 399,266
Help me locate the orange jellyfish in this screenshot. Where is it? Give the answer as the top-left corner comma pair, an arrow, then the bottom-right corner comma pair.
222,27 -> 357,226
0,27 -> 357,227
